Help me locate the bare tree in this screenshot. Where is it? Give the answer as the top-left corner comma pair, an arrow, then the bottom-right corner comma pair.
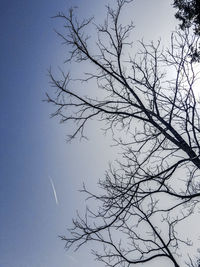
47,1 -> 200,266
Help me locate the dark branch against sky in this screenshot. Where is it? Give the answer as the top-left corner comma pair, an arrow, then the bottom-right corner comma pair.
0,1 -> 186,267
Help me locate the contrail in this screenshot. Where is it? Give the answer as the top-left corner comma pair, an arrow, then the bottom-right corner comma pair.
49,176 -> 59,205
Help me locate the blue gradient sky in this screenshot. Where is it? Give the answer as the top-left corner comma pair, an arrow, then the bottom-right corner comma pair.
0,1 -> 180,267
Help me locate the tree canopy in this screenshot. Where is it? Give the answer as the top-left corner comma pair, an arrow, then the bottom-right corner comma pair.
173,0 -> 200,34
173,0 -> 200,61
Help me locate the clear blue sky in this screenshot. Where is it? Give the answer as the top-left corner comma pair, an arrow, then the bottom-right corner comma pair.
0,1 -> 181,267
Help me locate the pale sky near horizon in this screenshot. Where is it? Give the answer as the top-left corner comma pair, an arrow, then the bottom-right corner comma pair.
1,1 -> 194,267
